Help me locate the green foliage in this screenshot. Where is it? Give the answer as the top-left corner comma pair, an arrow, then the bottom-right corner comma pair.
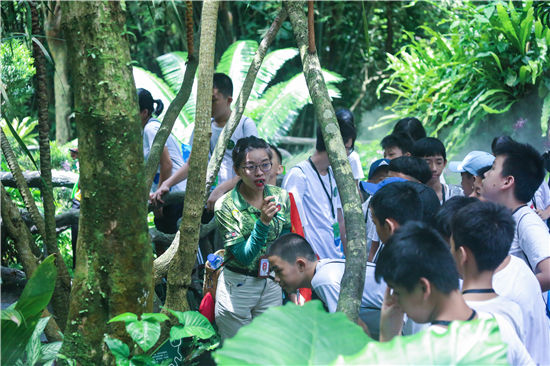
0,38 -> 35,119
147,40 -> 342,144
105,310 -> 218,366
1,255 -> 57,365
379,0 -> 550,151
214,300 -> 507,365
215,301 -> 370,365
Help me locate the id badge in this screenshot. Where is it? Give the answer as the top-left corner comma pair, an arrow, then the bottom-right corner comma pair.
258,256 -> 270,278
332,222 -> 345,258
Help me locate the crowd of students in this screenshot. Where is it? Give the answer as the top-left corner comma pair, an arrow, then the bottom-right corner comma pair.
141,73 -> 550,363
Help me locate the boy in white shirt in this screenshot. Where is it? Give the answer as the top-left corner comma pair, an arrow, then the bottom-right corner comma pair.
375,222 -> 533,365
481,138 -> 550,292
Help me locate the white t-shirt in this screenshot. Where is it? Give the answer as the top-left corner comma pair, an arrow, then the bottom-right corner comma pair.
511,205 -> 550,271
493,255 -> 550,365
428,312 -> 534,365
143,118 -> 186,192
312,259 -> 385,338
465,296 -> 524,341
534,179 -> 550,224
348,151 -> 364,180
190,116 -> 257,186
283,161 -> 343,259
440,183 -> 464,205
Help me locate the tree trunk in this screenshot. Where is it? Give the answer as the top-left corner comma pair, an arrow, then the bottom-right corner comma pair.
45,1 -> 73,144
30,1 -> 71,331
285,1 -> 367,323
163,0 -> 219,313
205,8 -> 287,194
60,2 -> 153,364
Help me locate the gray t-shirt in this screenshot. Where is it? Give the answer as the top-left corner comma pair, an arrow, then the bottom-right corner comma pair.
143,118 -> 186,192
190,116 -> 257,186
312,259 -> 385,338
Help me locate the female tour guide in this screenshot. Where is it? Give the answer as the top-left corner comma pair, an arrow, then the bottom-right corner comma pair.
214,136 -> 290,340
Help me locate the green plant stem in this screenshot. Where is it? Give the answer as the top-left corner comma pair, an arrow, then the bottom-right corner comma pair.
30,0 -> 71,331
1,128 -> 45,258
285,0 -> 367,323
205,7 -> 288,195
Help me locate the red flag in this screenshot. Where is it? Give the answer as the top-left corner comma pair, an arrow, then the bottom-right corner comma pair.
289,192 -> 312,302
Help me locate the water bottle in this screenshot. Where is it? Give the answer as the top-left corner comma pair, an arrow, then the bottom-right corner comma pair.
207,253 -> 223,270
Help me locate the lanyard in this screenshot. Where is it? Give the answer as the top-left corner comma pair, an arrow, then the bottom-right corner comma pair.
462,288 -> 495,295
308,157 -> 335,219
431,309 -> 476,327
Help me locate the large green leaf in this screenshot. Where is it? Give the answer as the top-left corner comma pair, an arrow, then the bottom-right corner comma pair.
132,66 -> 193,143
25,316 -> 51,366
1,255 -> 57,365
214,301 -> 370,365
104,335 -> 130,363
126,320 -> 161,353
216,40 -> 258,102
251,70 -> 343,143
168,310 -> 216,341
340,318 -> 507,364
250,48 -> 299,100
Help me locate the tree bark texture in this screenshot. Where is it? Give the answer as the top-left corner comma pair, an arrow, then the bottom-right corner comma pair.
285,1 -> 367,323
45,1 -> 73,144
163,0 -> 219,313
205,8 -> 287,194
1,129 -> 47,243
60,2 -> 153,364
1,184 -> 63,341
0,170 -> 78,189
30,1 -> 72,331
144,58 -> 198,191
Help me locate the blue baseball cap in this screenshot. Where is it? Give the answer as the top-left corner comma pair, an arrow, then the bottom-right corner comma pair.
368,158 -> 390,179
360,177 -> 407,195
449,151 -> 495,176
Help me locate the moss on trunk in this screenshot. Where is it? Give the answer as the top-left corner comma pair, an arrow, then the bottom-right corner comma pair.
60,2 -> 153,364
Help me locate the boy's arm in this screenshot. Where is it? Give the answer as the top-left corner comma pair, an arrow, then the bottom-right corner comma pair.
150,162 -> 189,204
379,287 -> 404,342
535,257 -> 550,292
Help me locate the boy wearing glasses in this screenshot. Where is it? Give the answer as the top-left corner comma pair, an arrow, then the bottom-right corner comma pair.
282,109 -> 356,259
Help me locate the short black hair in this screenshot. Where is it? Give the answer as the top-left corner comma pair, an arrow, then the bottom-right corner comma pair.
267,233 -> 317,262
477,165 -> 491,178
316,109 -> 357,152
491,135 -> 513,155
380,132 -> 413,155
232,136 -> 272,169
451,201 -> 515,272
213,73 -> 233,97
269,144 -> 283,165
493,139 -> 545,203
389,156 -> 432,184
392,117 -> 426,141
370,182 -> 423,225
137,88 -> 164,116
412,137 -> 447,160
434,196 -> 479,241
375,221 -> 459,294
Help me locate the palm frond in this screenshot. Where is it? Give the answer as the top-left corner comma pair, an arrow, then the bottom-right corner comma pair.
156,51 -> 190,92
251,48 -> 299,100
133,66 -> 194,143
216,40 -> 258,101
251,70 -> 343,144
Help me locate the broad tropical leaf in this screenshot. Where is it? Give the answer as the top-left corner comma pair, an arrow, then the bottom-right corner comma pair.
1,255 -> 57,365
251,70 -> 343,143
168,310 -> 216,340
126,319 -> 161,353
250,48 -> 299,100
340,318 -> 507,365
216,40 -> 258,101
214,301 -> 370,365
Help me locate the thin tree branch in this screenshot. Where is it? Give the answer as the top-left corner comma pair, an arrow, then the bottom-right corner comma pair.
308,1 -> 316,54
204,7 -> 288,196
30,0 -> 71,330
